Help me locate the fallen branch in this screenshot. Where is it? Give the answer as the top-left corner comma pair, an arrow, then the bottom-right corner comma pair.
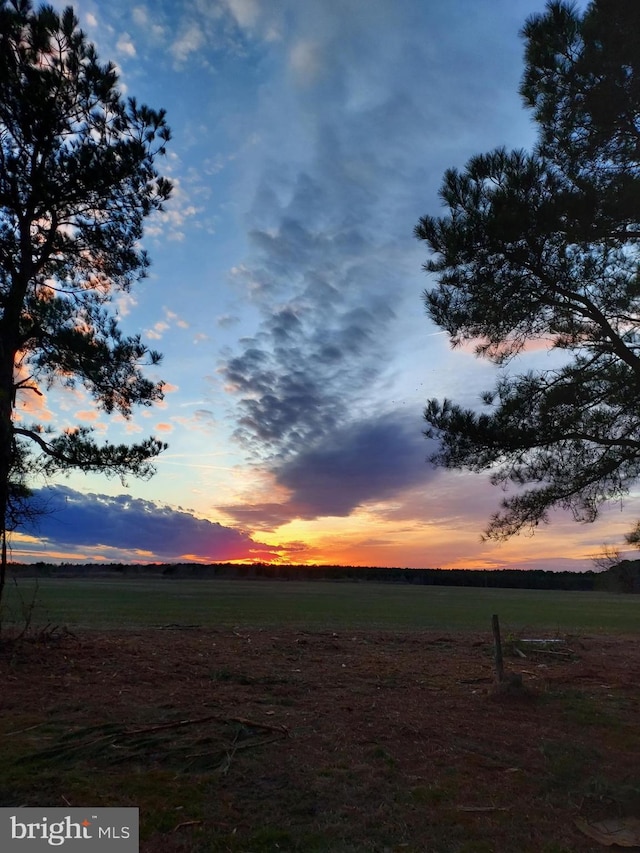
457,806 -> 511,813
228,716 -> 289,735
126,714 -> 289,737
526,648 -> 573,658
5,722 -> 47,736
229,734 -> 285,753
172,820 -> 203,833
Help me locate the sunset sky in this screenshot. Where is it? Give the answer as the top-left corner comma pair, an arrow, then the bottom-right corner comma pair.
13,0 -> 637,571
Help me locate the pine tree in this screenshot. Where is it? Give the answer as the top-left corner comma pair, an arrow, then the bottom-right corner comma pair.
415,0 -> 640,542
0,0 -> 172,601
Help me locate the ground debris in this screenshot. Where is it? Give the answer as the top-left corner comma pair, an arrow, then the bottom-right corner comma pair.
575,816 -> 640,847
2,627 -> 640,853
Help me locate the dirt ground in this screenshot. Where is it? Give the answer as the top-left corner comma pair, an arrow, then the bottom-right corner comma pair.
3,627 -> 640,852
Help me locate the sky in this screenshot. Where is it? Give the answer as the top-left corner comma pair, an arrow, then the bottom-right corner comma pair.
12,0 -> 638,571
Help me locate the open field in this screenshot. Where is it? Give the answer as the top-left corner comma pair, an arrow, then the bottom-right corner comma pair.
2,580 -> 640,852
3,576 -> 640,632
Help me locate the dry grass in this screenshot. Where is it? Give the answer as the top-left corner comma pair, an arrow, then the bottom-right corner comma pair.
2,627 -> 640,852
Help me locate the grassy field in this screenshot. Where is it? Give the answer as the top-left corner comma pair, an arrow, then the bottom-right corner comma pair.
3,577 -> 640,852
2,575 -> 639,633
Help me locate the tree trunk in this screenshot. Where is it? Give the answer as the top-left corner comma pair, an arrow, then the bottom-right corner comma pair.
0,352 -> 16,615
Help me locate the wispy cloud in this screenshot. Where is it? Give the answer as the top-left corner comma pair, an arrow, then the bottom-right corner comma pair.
218,114 -> 420,460
224,0 -> 261,30
146,321 -> 169,341
289,39 -> 322,84
131,5 -> 166,42
166,0 -> 259,68
116,32 -> 136,57
215,0 -> 537,534
146,176 -> 202,243
145,309 -> 191,342
216,314 -> 241,329
215,3 -> 440,503
170,408 -> 218,433
170,22 -> 206,64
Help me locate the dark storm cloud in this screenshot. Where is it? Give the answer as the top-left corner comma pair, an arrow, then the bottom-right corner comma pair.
24,486 -> 278,561
218,411 -> 438,527
275,412 -> 435,517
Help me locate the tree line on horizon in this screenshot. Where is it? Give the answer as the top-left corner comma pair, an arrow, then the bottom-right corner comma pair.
13,559 -> 640,592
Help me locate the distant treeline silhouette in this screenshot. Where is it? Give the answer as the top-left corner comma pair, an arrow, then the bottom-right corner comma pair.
11,560 -> 640,592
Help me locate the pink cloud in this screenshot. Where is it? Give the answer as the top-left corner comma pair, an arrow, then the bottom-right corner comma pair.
74,409 -> 100,421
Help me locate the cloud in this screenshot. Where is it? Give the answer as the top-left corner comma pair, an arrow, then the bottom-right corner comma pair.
214,0 -> 539,537
165,310 -> 189,329
14,390 -> 54,422
145,175 -> 203,242
218,410 -> 437,527
218,163 -> 405,459
275,412 -> 435,518
132,6 -> 148,27
217,2 -> 472,472
145,308 -> 191,341
170,22 -> 206,64
23,486 -> 279,562
72,410 -> 106,432
216,314 -> 241,329
116,33 -> 136,57
170,408 -> 218,433
130,5 -> 166,44
225,0 -> 260,30
114,293 -> 137,318
289,40 -> 322,84
146,321 -> 169,341
165,2 -> 258,68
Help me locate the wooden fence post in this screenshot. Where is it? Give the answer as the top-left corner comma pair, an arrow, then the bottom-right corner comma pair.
492,614 -> 504,683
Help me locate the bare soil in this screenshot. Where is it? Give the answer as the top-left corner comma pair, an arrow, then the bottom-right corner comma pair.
2,627 -> 640,852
